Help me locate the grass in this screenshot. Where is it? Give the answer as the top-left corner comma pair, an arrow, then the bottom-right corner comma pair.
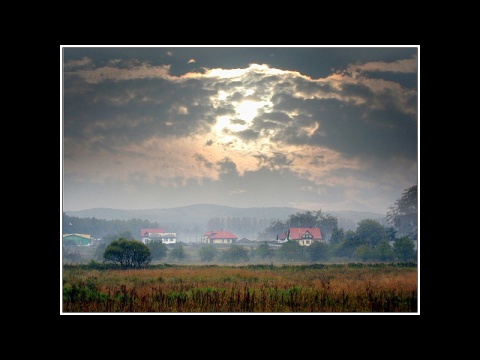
62,263 -> 417,313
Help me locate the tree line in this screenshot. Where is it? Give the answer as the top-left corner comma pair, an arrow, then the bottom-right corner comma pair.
63,185 -> 418,268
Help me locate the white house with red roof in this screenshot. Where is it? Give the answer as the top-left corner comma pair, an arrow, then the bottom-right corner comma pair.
141,228 -> 177,244
203,230 -> 238,244
286,227 -> 322,246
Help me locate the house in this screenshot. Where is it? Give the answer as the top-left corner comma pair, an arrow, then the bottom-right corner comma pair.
63,233 -> 92,246
203,230 -> 238,244
286,227 -> 322,246
140,228 -> 177,244
276,231 -> 288,244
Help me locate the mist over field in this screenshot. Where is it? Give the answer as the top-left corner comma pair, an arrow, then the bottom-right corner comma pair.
64,203 -> 386,242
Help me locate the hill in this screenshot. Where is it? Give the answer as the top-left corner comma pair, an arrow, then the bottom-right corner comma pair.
64,204 -> 386,231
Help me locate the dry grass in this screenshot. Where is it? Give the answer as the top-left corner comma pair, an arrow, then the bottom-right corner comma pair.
62,264 -> 418,313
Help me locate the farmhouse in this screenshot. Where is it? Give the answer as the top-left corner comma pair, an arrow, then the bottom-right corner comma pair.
203,230 -> 238,244
63,233 -> 92,246
278,227 -> 322,246
276,231 -> 288,243
141,228 -> 177,244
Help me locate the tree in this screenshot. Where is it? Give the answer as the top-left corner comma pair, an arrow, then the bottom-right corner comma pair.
307,241 -> 330,262
278,240 -> 304,262
103,238 -> 151,268
169,245 -> 188,262
199,245 -> 219,262
221,245 -> 250,263
255,243 -> 275,261
95,231 -> 136,261
287,211 -> 317,228
354,244 -> 373,262
316,211 -> 338,242
355,219 -> 388,248
373,240 -> 395,262
147,240 -> 169,261
62,239 -> 80,263
387,185 -> 418,240
103,231 -> 134,245
330,227 -> 345,245
260,220 -> 287,240
333,230 -> 359,258
393,236 -> 417,262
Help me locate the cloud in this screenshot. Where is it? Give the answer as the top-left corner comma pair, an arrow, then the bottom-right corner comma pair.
64,61 -> 173,84
347,55 -> 418,74
64,57 -> 93,69
63,49 -> 418,213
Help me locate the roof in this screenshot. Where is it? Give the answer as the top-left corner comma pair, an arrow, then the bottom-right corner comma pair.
63,233 -> 91,239
276,231 -> 288,240
209,230 -> 238,239
288,227 -> 322,240
141,228 -> 165,236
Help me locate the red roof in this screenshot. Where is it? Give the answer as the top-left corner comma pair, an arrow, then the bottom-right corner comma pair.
288,227 -> 322,240
210,230 -> 238,239
277,231 -> 288,240
141,228 -> 165,237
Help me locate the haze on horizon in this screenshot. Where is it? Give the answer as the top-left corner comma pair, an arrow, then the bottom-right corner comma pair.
61,45 -> 419,215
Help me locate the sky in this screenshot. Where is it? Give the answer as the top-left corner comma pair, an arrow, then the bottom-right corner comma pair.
61,45 -> 419,214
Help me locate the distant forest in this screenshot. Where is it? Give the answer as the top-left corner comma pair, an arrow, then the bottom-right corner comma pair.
62,213 -> 160,240
62,212 -> 281,241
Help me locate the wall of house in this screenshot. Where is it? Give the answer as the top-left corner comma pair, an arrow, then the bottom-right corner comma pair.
142,235 -> 177,244
211,238 -> 235,244
63,234 -> 91,246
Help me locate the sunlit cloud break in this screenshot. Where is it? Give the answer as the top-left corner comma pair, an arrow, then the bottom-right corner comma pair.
62,46 -> 418,214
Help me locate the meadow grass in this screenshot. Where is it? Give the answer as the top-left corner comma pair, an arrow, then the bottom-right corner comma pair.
62,263 -> 417,313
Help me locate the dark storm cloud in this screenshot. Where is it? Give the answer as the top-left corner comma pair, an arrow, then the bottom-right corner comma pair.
341,82 -> 375,99
367,72 -> 417,89
262,78 -> 417,161
235,128 -> 259,141
64,72 -> 217,149
266,97 -> 398,159
293,77 -> 335,96
63,46 -> 417,79
62,46 -> 418,214
255,111 -> 291,124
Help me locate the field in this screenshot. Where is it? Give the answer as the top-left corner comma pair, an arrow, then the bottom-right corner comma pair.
62,263 -> 418,314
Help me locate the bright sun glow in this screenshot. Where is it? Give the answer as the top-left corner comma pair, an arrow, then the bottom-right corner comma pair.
212,99 -> 273,149
236,101 -> 262,121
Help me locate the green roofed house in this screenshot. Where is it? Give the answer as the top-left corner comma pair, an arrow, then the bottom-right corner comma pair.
63,233 -> 92,246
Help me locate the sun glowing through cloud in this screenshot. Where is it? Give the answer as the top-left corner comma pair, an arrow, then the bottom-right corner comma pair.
236,100 -> 262,121
63,46 -> 418,214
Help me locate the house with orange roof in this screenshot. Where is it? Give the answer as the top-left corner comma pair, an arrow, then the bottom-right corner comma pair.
286,227 -> 322,246
203,230 -> 238,244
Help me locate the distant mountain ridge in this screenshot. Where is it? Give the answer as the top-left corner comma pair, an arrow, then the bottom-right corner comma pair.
64,204 -> 386,229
